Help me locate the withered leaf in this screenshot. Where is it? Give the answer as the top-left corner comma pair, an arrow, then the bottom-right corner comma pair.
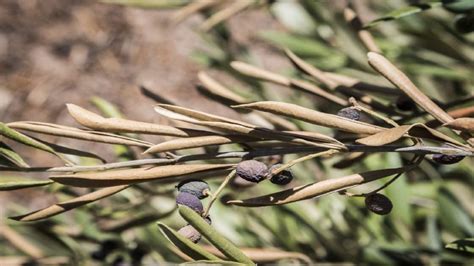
234,101 -> 385,134
51,164 -> 235,187
67,104 -> 208,137
227,166 -> 413,207
144,135 -> 256,154
443,118 -> 474,133
7,121 -> 152,147
367,52 -> 454,124
356,123 -> 465,146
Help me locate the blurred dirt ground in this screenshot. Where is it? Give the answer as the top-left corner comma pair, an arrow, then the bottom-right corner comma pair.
0,0 -> 284,213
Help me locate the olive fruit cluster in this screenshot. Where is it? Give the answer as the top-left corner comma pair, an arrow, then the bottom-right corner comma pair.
365,193 -> 393,215
236,160 -> 294,185
175,180 -> 211,243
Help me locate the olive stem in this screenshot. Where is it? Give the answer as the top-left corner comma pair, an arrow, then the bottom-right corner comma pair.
203,169 -> 236,217
267,149 -> 339,178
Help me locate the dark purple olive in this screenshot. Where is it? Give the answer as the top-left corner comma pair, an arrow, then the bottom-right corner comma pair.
337,107 -> 360,121
176,192 -> 203,213
269,164 -> 294,185
177,179 -> 210,199
236,160 -> 268,183
365,193 -> 393,215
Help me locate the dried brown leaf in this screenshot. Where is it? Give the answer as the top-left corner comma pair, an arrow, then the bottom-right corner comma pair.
199,0 -> 253,32
51,164 -> 235,187
368,52 -> 454,124
234,101 -> 385,134
443,118 -> 474,133
231,61 -> 348,106
284,48 -> 338,89
356,123 -> 465,146
227,166 -> 413,207
157,104 -> 255,128
230,61 -> 291,86
144,135 -> 256,154
7,121 -> 152,147
67,104 -> 208,137
155,105 -> 343,149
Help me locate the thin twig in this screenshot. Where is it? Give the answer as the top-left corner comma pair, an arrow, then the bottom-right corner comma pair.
203,169 -> 236,216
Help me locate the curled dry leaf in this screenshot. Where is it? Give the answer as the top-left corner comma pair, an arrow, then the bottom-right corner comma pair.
355,123 -> 466,146
144,135 -> 256,154
367,52 -> 454,124
11,185 -> 129,222
50,164 -> 235,187
234,101 -> 385,134
7,121 -> 152,147
227,166 -> 414,207
443,118 -> 474,133
202,245 -> 312,264
67,104 -> 208,137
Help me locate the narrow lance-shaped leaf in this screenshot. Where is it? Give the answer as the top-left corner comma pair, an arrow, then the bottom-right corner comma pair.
100,209 -> 175,232
199,0 -> 254,32
157,104 -> 256,128
51,164 -> 235,187
443,118 -> 474,133
179,206 -> 255,265
7,121 -> 153,147
154,105 -> 344,150
445,238 -> 474,254
197,73 -> 298,131
182,261 -> 246,265
144,135 -> 257,154
284,48 -> 338,89
67,104 -> 209,137
0,179 -> 53,191
364,2 -> 442,28
227,166 -> 415,207
99,0 -> 189,9
197,72 -> 247,105
233,101 -> 385,134
11,185 -> 129,222
171,0 -> 218,24
30,136 -> 107,163
0,225 -> 44,258
230,61 -> 348,106
157,223 -> 222,261
202,245 -> 312,264
0,143 -> 29,168
367,52 -> 454,124
0,122 -> 63,161
90,96 -> 123,118
355,123 -> 467,147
